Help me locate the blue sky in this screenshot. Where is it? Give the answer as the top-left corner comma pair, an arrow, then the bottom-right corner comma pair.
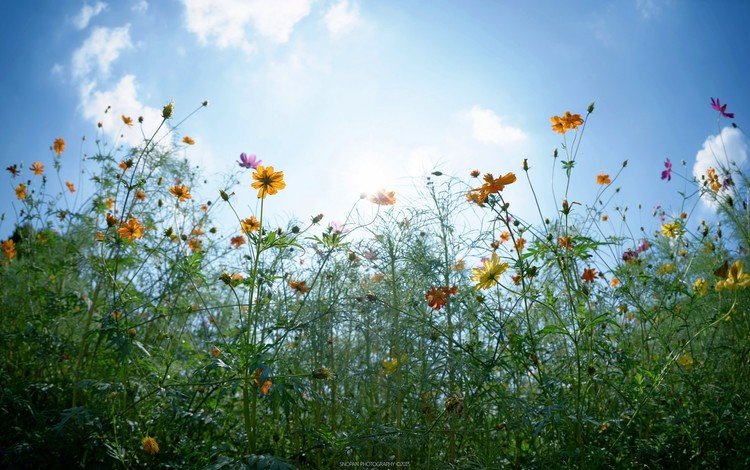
2,0 -> 750,240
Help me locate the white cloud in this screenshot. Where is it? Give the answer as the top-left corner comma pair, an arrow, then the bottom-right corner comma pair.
79,75 -> 166,147
182,0 -> 313,52
693,126 -> 749,209
324,0 -> 360,37
72,2 -> 107,30
635,0 -> 670,19
464,105 -> 526,145
132,0 -> 148,13
51,63 -> 64,76
72,25 -> 132,78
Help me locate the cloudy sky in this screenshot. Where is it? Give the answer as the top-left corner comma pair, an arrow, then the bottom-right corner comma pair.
2,0 -> 750,239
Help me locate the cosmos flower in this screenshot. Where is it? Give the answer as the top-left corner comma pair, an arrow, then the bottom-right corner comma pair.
118,218 -> 145,241
289,279 -> 310,295
122,115 -> 134,127
65,181 -> 75,193
370,189 -> 397,206
661,158 -> 672,181
252,165 -> 286,199
141,437 -> 159,455
425,285 -> 458,311
15,183 -> 27,200
182,136 -> 195,145
30,162 -> 44,175
550,111 -> 584,134
596,173 -> 611,185
661,222 -> 683,238
467,172 -> 516,205
710,98 -> 734,119
6,164 -> 19,177
238,152 -> 261,169
52,137 -> 65,156
169,184 -> 192,202
2,239 -> 16,260
241,216 -> 260,234
581,267 -> 597,283
253,368 -> 272,396
715,260 -> 750,291
230,235 -> 246,248
471,253 -> 509,290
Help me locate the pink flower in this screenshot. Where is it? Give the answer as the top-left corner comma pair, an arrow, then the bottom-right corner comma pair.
711,98 -> 735,119
637,239 -> 650,253
238,152 -> 261,169
330,221 -> 347,235
661,158 -> 672,181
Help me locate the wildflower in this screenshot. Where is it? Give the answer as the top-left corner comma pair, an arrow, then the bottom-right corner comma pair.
710,98 -> 734,119
330,221 -> 346,234
200,203 -> 208,212
676,353 -> 694,369
30,162 -> 44,175
452,259 -> 466,271
610,277 -> 621,288
135,190 -> 146,201
52,137 -> 65,155
550,111 -> 584,134
119,160 -> 132,171
515,237 -> 526,253
162,101 -> 174,119
289,279 -> 310,295
252,165 -> 286,199
661,158 -> 672,181
661,222 -> 683,238
581,267 -> 597,283
118,218 -> 145,241
169,184 -> 192,202
637,239 -> 650,252
211,346 -> 221,358
111,311 -> 122,321
470,169 -> 480,178
312,366 -> 334,380
370,189 -> 396,206
65,181 -> 76,193
240,216 -> 260,234
238,152 -> 261,169
425,285 -> 458,311
15,183 -> 27,200
141,437 -> 159,455
122,115 -> 134,127
187,238 -> 202,253
596,173 -> 611,185
500,231 -> 511,244
6,164 -> 19,177
2,239 -> 16,260
466,190 -> 488,206
94,231 -> 105,241
105,197 -> 114,209
445,396 -> 464,415
657,263 -> 675,276
601,214 -> 609,222
253,368 -> 272,395
706,168 -> 721,192
182,136 -> 195,145
471,253 -> 509,290
230,235 -> 246,248
558,236 -> 573,250
715,260 -> 750,291
693,278 -> 708,296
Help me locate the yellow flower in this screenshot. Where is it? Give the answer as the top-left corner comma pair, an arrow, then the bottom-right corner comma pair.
122,115 -> 134,127
52,137 -> 65,156
471,253 -> 509,290
596,173 -> 611,185
657,263 -> 675,276
2,239 -> 16,260
30,162 -> 44,175
169,184 -> 192,202
715,260 -> 750,291
241,216 -> 260,234
706,168 -> 721,192
676,353 -> 694,369
135,190 -> 146,201
251,165 -> 286,199
187,238 -> 202,253
65,181 -> 76,193
118,218 -> 145,241
141,436 -> 159,455
693,278 -> 708,296
369,189 -> 396,206
105,197 -> 115,210
550,111 -> 584,134
660,222 -> 683,238
182,136 -> 195,145
211,346 -> 221,358
382,357 -> 399,374
610,277 -> 621,288
452,259 -> 466,271
15,183 -> 27,200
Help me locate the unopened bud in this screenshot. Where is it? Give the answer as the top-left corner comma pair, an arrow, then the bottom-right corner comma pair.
162,101 -> 174,119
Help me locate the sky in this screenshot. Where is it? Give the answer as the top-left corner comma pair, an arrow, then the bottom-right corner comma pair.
2,0 -> 750,241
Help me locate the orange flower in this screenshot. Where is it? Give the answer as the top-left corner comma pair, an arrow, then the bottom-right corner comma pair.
550,111 -> 584,134
515,237 -> 526,253
141,437 -> 159,455
425,285 -> 458,311
2,239 -> 16,260
211,346 -> 221,358
94,231 -> 105,241
122,115 -> 133,127
467,172 -> 516,205
241,216 -> 260,234
370,189 -> 397,206
135,190 -> 146,201
596,173 -> 611,185
191,226 -> 205,236
610,277 -> 621,288
558,236 -> 573,250
65,181 -> 76,193
499,231 -> 511,243
253,368 -> 272,396
30,162 -> 44,175
118,218 -> 144,241
105,197 -> 115,209
15,183 -> 27,200
119,160 -> 132,171
169,184 -> 192,202
182,136 -> 195,145
52,137 -> 65,156
187,238 -> 202,253
289,279 -> 310,295
581,267 -> 597,283
251,165 -> 286,199
470,169 -> 480,178
230,235 -> 246,248
106,213 -> 118,227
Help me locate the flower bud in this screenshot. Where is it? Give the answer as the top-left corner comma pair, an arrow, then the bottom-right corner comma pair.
162,101 -> 174,119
